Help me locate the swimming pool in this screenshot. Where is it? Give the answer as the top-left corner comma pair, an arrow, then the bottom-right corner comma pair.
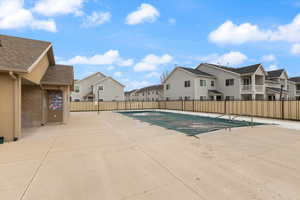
118,111 -> 265,136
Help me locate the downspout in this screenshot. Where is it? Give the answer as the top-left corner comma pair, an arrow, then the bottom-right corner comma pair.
8,71 -> 19,141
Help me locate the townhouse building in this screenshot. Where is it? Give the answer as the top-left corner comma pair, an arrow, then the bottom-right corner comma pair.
71,72 -> 125,102
289,77 -> 300,100
125,84 -> 164,101
164,63 -> 293,101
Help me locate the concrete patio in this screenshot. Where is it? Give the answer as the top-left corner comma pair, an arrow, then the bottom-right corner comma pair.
1,112 -> 300,200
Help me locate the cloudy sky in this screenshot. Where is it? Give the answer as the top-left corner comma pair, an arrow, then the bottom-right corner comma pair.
1,0 -> 300,90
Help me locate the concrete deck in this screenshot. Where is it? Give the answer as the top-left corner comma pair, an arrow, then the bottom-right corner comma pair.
1,111 -> 300,200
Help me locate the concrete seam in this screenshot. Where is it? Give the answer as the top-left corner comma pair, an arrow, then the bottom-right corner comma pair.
103,116 -> 206,200
19,137 -> 58,200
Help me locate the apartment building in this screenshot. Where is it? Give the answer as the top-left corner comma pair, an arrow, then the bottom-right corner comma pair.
289,77 -> 300,100
164,63 -> 292,100
125,84 -> 164,101
71,72 -> 125,101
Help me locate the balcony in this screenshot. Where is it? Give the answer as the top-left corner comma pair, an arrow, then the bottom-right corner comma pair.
241,85 -> 265,94
296,90 -> 300,96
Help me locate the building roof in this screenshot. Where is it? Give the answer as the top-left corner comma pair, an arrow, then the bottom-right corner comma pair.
94,76 -> 125,87
179,67 -> 214,77
0,34 -> 52,72
136,84 -> 163,93
76,72 -> 106,83
41,65 -> 74,85
200,63 -> 262,75
289,77 -> 300,83
266,87 -> 288,94
125,89 -> 137,95
267,69 -> 285,79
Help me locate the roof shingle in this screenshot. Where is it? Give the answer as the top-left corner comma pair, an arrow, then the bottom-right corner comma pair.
203,63 -> 261,74
41,65 -> 74,85
179,67 -> 213,77
0,35 -> 51,72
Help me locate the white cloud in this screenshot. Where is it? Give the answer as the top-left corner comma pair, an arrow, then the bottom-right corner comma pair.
0,0 -> 57,32
126,3 -> 160,25
118,58 -> 134,67
268,65 -> 279,71
114,71 -> 123,77
126,80 -> 151,90
134,54 -> 173,72
168,18 -> 176,25
261,54 -> 276,62
195,51 -> 248,66
209,14 -> 300,45
62,50 -> 134,66
146,72 -> 160,78
106,66 -> 115,71
82,11 -> 111,27
291,43 -> 300,55
33,0 -> 85,16
209,21 -> 270,45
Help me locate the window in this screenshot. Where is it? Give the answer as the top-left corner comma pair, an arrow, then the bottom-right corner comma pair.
184,81 -> 191,87
166,84 -> 170,90
225,96 -> 234,100
200,80 -> 206,87
297,84 -> 300,90
211,81 -> 215,87
243,78 -> 251,85
75,85 -> 80,93
226,79 -> 234,86
98,86 -> 104,91
166,97 -> 169,101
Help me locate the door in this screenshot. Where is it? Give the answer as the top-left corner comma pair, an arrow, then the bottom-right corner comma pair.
47,90 -> 63,123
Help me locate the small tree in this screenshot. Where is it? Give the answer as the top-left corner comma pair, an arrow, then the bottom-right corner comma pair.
160,71 -> 169,84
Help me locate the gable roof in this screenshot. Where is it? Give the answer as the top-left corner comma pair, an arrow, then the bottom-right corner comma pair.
76,72 -> 106,83
136,84 -> 163,93
179,67 -> 214,77
94,76 -> 125,87
198,63 -> 264,75
289,77 -> 300,83
41,65 -> 74,85
267,69 -> 285,79
0,34 -> 53,72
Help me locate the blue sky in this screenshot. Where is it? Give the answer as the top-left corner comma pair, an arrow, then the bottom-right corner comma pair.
1,0 -> 300,90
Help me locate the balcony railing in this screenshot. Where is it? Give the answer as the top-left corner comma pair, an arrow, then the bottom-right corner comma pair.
241,85 -> 264,93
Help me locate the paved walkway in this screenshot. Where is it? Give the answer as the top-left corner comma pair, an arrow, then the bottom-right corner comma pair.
1,112 -> 300,200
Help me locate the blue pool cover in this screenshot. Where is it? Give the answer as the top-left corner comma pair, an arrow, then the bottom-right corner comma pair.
118,111 -> 265,136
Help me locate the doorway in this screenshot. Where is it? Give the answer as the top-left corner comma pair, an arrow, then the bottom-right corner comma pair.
47,90 -> 63,123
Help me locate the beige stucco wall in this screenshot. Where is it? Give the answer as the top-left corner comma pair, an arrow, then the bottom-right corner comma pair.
0,73 -> 21,142
0,74 -> 15,141
21,85 -> 43,128
22,54 -> 49,84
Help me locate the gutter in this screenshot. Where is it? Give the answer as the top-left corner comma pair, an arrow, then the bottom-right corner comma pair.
9,71 -> 17,80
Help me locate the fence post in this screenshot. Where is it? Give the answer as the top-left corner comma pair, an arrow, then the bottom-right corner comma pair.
281,100 -> 284,120
193,99 -> 195,112
224,100 -> 227,115
182,100 -> 184,111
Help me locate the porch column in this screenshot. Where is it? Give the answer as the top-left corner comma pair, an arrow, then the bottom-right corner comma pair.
14,76 -> 22,139
251,74 -> 256,93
